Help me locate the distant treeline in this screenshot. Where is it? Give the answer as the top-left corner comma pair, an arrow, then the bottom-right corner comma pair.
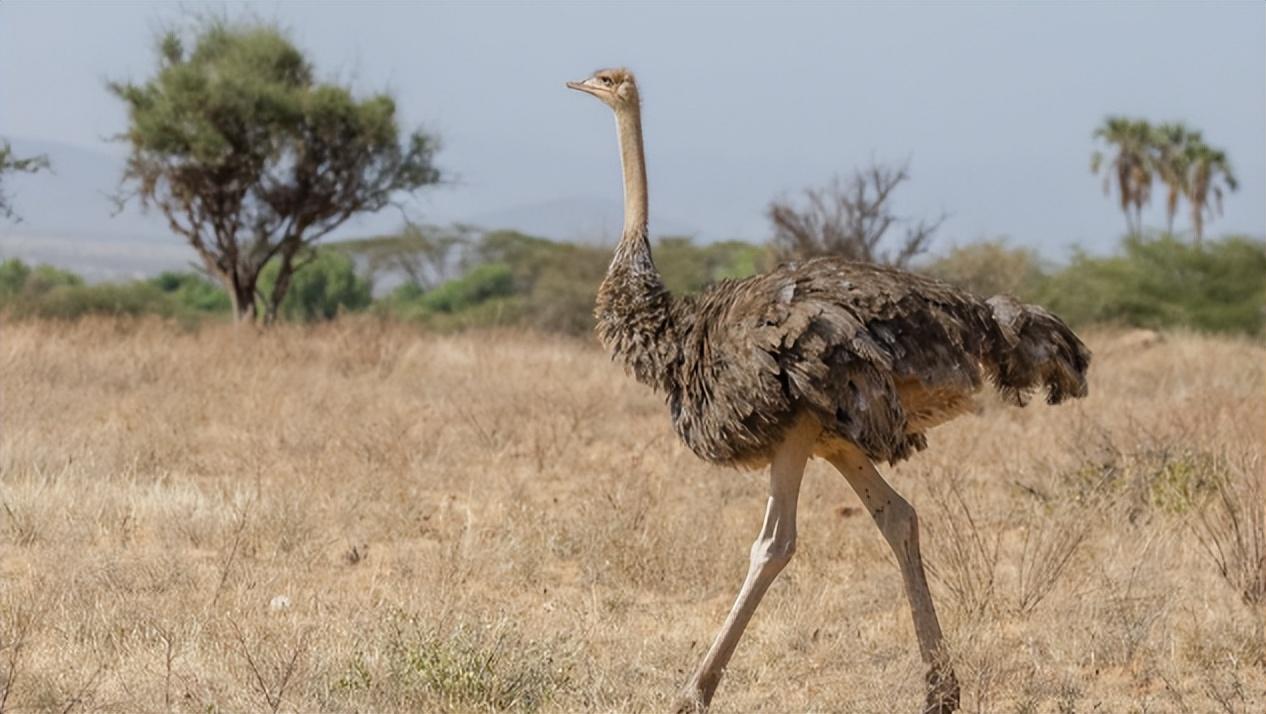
1,230 -> 1262,336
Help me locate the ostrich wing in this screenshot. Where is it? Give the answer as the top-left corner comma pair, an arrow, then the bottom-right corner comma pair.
669,257 -> 1002,466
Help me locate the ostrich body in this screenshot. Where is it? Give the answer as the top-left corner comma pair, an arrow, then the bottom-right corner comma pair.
568,68 -> 1089,713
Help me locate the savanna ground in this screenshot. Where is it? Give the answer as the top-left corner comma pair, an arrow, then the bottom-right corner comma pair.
1,319 -> 1262,713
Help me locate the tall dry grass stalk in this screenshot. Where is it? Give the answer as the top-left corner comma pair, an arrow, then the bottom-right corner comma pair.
1192,453 -> 1265,608
0,318 -> 1262,712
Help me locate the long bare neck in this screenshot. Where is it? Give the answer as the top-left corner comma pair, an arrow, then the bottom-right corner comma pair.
616,108 -> 648,240
594,100 -> 677,392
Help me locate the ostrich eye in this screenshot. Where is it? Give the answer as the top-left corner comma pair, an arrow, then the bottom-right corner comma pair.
600,76 -> 613,86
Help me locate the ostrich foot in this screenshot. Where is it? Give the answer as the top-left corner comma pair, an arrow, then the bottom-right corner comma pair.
923,667 -> 961,714
671,686 -> 707,713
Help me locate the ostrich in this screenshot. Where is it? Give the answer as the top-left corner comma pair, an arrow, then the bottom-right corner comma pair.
567,68 -> 1089,713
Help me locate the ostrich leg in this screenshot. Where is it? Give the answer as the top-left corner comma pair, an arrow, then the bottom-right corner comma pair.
674,423 -> 817,712
828,449 -> 960,714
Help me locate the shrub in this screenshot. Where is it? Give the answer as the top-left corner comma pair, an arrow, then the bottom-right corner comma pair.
1192,458 -> 1265,607
406,231 -> 608,334
520,265 -> 599,335
446,231 -> 765,334
418,263 -> 515,313
0,258 -> 82,300
923,240 -> 1047,299
376,263 -> 521,329
1036,234 -> 1266,335
329,612 -> 573,712
14,281 -> 176,319
655,237 -> 767,294
150,271 -> 231,313
0,259 -> 183,319
0,258 -> 33,298
258,250 -> 372,322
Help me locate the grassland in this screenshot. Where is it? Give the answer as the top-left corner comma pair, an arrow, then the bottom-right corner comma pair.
1,319 -> 1262,713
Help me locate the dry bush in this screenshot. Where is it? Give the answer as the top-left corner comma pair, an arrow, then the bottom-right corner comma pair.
768,160 -> 943,267
1014,501 -> 1088,616
0,318 -> 1262,712
0,595 -> 38,711
923,476 -> 1002,619
333,614 -> 574,712
923,478 -> 1088,620
1192,453 -> 1266,607
230,621 -> 309,713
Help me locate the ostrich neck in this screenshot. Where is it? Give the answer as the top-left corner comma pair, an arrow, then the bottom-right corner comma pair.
616,109 -> 648,241
602,107 -> 653,274
594,104 -> 678,392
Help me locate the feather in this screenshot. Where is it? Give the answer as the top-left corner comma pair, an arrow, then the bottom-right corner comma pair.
598,255 -> 1091,467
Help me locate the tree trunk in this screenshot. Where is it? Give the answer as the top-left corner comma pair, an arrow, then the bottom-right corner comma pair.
264,249 -> 300,325
227,273 -> 259,323
1165,191 -> 1178,236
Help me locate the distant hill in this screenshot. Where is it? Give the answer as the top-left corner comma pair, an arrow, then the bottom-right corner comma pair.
0,138 -> 192,280
0,137 -> 709,280
463,195 -> 699,245
0,138 -> 167,240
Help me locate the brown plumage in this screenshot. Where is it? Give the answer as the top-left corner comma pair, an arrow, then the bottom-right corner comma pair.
599,252 -> 1089,468
569,67 -> 1089,714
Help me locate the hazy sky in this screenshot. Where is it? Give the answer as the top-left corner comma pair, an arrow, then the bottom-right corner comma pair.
1,1 -> 1263,262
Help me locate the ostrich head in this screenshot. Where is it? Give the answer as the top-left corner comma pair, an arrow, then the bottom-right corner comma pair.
566,67 -> 640,112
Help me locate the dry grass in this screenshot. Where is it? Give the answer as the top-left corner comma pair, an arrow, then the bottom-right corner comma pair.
1,318 -> 1262,713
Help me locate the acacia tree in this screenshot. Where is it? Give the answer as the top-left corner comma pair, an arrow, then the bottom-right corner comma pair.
351,222 -> 476,290
111,20 -> 440,322
0,140 -> 50,222
767,161 -> 944,267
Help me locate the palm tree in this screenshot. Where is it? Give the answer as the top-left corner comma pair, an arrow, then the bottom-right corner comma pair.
1151,123 -> 1198,236
1091,117 -> 1155,235
1185,140 -> 1238,246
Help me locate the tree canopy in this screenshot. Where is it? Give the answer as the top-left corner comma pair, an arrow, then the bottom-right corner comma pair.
110,19 -> 441,322
1091,117 -> 1237,243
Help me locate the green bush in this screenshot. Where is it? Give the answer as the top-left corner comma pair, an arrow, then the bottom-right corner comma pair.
329,613 -> 572,712
655,237 -> 767,294
259,250 -> 372,322
0,258 -> 83,300
1037,234 -> 1265,335
434,230 -> 765,334
2,229 -> 1261,337
923,240 -> 1048,300
520,264 -> 600,335
418,263 -> 514,313
13,281 -> 177,319
376,263 -> 522,329
395,230 -> 608,334
0,259 -> 181,319
0,258 -> 34,298
150,271 -> 231,313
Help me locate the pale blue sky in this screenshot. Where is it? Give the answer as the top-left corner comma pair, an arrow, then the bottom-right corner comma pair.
1,1 -> 1262,271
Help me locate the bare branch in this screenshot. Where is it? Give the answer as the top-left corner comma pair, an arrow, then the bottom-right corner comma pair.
768,160 -> 941,268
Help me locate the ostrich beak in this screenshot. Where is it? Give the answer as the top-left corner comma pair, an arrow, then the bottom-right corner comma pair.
566,78 -> 606,98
